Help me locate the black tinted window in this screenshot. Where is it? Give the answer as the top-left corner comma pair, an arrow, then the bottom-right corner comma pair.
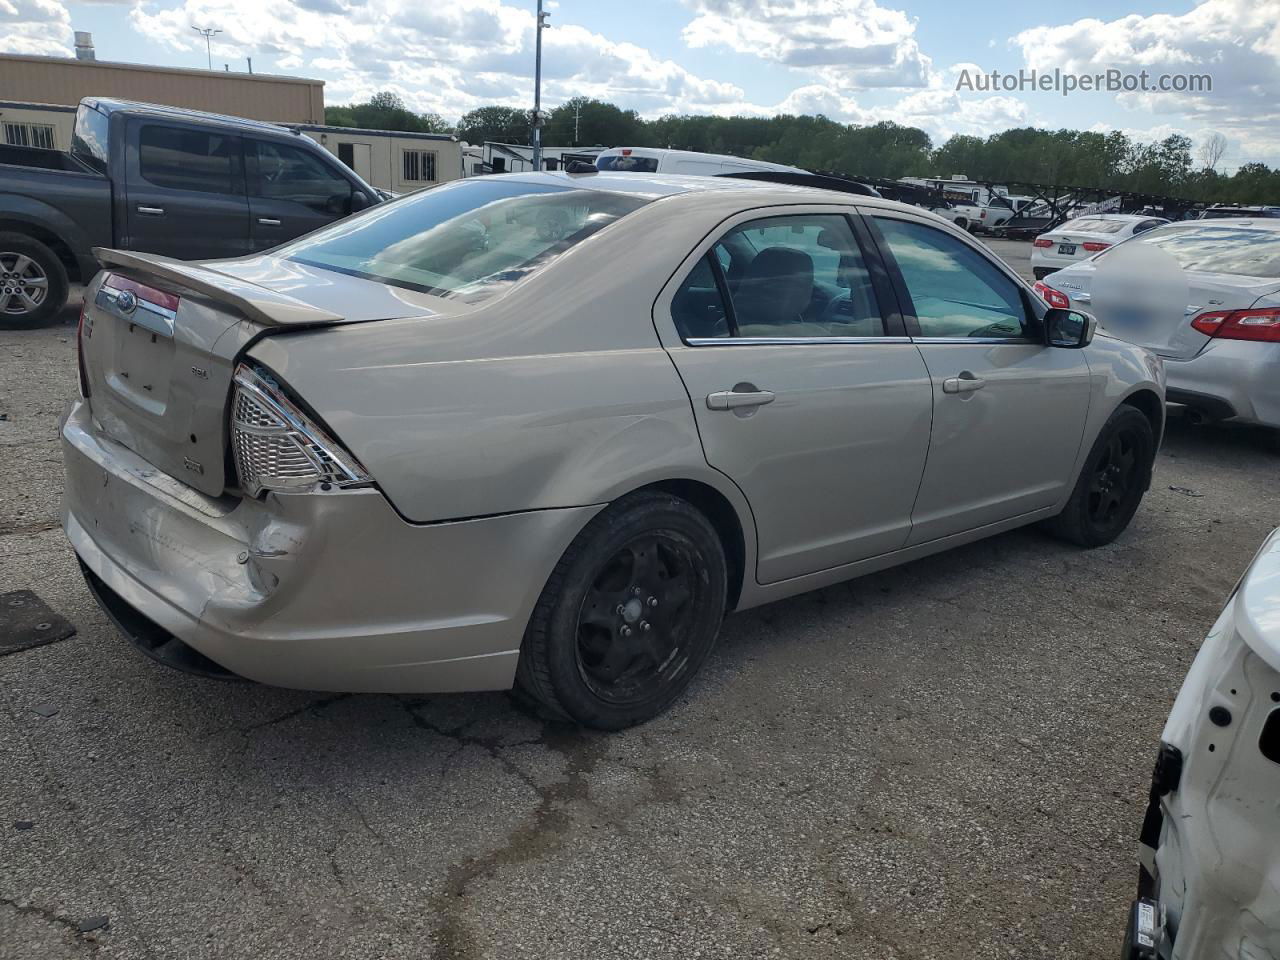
252,140 -> 351,214
875,217 -> 1027,338
139,126 -> 240,194
596,155 -> 659,172
671,255 -> 729,339
716,215 -> 884,338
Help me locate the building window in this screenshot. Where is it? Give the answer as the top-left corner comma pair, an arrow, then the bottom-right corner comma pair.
4,122 -> 57,150
338,142 -> 355,169
402,149 -> 437,182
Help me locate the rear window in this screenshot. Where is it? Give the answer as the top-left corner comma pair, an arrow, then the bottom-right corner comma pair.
1136,224 -> 1280,278
1060,218 -> 1128,234
280,179 -> 651,301
71,105 -> 109,175
596,154 -> 659,173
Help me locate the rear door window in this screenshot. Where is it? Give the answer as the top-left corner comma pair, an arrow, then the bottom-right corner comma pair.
138,125 -> 242,194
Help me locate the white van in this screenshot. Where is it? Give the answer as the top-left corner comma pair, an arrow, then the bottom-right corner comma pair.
594,147 -> 804,177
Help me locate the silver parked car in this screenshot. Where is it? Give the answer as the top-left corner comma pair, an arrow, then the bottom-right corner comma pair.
1045,218 -> 1280,429
63,173 -> 1165,728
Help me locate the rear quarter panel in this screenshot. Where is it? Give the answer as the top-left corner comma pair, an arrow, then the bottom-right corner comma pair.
243,192 -> 773,528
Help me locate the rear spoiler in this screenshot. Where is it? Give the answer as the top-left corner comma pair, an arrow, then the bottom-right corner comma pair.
93,248 -> 344,327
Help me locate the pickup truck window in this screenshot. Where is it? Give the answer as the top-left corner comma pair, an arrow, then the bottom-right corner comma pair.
139,126 -> 242,194
250,140 -> 352,215
71,105 -> 109,174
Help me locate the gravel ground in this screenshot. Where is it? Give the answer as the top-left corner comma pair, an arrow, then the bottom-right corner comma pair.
2,247 -> 1278,960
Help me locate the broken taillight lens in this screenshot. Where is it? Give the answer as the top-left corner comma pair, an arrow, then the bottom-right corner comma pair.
229,363 -> 371,498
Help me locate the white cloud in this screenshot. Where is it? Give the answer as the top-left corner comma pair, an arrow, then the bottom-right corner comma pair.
0,0 -> 71,56
682,0 -> 932,89
1012,0 -> 1280,158
129,0 -> 742,118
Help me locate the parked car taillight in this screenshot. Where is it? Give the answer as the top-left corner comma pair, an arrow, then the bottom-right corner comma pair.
76,300 -> 91,398
229,363 -> 371,497
1032,237 -> 1054,248
1082,242 -> 1111,252
1032,280 -> 1071,309
1190,308 -> 1280,343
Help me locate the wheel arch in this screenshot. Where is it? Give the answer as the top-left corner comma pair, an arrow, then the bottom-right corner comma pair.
639,478 -> 748,612
1120,387 -> 1166,457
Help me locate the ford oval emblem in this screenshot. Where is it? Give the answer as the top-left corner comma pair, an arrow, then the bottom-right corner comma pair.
115,290 -> 138,314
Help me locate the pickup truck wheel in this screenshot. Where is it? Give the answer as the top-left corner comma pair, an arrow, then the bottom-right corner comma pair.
953,216 -> 969,231
514,491 -> 728,730
0,233 -> 68,327
1043,406 -> 1155,548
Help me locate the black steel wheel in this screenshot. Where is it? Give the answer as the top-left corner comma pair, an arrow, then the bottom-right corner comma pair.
515,491 -> 728,729
1044,405 -> 1155,547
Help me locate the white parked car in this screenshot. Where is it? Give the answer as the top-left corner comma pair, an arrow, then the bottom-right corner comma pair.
1031,214 -> 1169,279
594,147 -> 803,177
1044,219 -> 1280,429
1126,527 -> 1280,960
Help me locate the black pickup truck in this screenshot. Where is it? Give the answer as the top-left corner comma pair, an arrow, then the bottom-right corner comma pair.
0,98 -> 383,324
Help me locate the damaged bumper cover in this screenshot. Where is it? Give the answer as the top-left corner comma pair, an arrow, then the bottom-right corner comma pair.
61,399 -> 598,693
1131,530 -> 1280,960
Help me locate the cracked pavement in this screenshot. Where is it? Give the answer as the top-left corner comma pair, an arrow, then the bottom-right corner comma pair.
3,252 -> 1279,959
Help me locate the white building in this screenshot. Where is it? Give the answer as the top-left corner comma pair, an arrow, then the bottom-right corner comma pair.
296,125 -> 466,193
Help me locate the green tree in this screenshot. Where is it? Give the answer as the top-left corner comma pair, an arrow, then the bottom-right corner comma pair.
324,91 -> 454,134
456,106 -> 534,145
542,97 -> 646,146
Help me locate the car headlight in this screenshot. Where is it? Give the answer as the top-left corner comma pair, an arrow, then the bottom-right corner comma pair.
230,363 -> 371,498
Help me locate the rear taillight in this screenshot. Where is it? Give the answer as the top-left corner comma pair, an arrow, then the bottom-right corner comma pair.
76,300 -> 91,397
1190,308 -> 1280,343
1032,237 -> 1053,248
230,363 -> 371,497
1032,281 -> 1071,309
102,273 -> 181,312
1082,242 -> 1110,252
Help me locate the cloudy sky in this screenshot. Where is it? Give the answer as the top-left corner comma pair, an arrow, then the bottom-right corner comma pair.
5,0 -> 1280,166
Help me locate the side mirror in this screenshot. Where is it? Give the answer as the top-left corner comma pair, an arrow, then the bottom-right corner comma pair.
1045,307 -> 1097,348
350,191 -> 371,213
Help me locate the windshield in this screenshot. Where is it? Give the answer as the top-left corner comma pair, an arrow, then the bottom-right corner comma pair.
1060,218 -> 1129,234
1134,224 -> 1280,278
596,154 -> 659,173
71,104 -> 109,175
279,179 -> 651,301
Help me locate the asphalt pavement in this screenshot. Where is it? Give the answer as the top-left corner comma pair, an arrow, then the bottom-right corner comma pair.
2,246 -> 1278,960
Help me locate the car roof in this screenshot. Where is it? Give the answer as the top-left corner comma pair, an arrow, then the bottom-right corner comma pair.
1065,213 -> 1159,221
491,170 -> 930,215
1171,217 -> 1280,231
83,97 -> 300,138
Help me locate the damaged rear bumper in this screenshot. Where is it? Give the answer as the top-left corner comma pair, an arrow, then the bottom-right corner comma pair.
61,399 -> 599,693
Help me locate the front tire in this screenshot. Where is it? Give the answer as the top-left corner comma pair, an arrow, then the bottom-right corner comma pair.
0,233 -> 69,327
1044,406 -> 1155,547
514,491 -> 728,730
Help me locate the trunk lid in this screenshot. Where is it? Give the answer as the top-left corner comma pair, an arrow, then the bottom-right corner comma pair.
1046,263 -> 1280,360
80,249 -> 441,497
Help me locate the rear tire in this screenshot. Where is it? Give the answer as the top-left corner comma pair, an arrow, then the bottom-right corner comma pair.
1044,406 -> 1155,547
514,491 -> 728,730
0,233 -> 69,327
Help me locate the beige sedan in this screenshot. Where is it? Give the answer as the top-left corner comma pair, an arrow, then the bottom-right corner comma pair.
63,172 -> 1165,728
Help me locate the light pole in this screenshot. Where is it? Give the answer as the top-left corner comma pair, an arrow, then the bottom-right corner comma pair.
192,26 -> 221,71
531,0 -> 549,170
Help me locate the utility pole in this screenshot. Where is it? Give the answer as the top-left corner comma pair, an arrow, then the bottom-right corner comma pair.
531,0 -> 549,170
191,26 -> 221,71
574,102 -> 581,146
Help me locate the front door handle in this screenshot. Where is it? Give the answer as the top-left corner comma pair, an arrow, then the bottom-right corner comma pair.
707,389 -> 775,411
942,372 -> 986,394
136,206 -> 165,216
257,217 -> 282,226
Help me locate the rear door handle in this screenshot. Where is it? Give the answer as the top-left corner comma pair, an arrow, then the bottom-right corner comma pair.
136,206 -> 165,216
707,389 -> 775,411
942,373 -> 986,394
257,218 -> 282,226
